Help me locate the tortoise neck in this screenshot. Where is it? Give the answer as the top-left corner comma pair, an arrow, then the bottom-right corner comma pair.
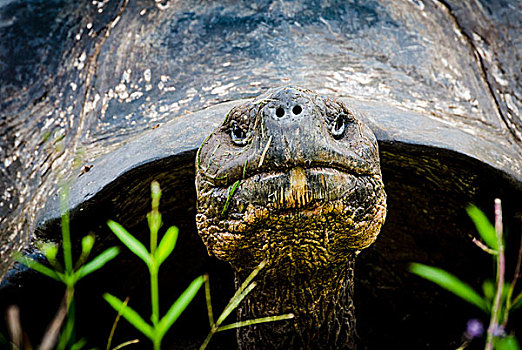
234,256 -> 357,350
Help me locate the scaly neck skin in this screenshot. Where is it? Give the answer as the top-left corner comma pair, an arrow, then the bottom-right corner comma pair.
234,255 -> 356,350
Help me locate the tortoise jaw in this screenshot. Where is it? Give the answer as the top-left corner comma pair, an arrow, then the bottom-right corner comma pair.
203,151 -> 378,189
195,164 -> 386,266
235,166 -> 367,211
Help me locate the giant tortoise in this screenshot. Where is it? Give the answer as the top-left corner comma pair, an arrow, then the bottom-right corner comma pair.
0,0 -> 521,349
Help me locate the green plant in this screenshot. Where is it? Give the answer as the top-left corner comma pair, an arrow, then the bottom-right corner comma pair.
104,181 -> 204,350
15,186 -> 120,349
410,199 -> 521,350
7,180 -> 296,349
199,260 -> 294,350
104,181 -> 293,350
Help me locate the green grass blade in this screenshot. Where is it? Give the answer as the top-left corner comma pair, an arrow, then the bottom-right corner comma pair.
466,205 -> 498,252
410,263 -> 489,312
76,247 -> 119,280
70,338 -> 87,350
155,226 -> 178,267
214,260 -> 266,327
237,261 -> 266,295
16,254 -> 63,282
215,282 -> 257,326
199,332 -> 214,350
104,293 -> 154,340
204,274 -> 214,327
107,220 -> 152,267
158,275 -> 204,338
221,180 -> 240,216
216,314 -> 295,332
511,292 -> 522,310
214,261 -> 266,326
112,339 -> 140,350
106,297 -> 130,350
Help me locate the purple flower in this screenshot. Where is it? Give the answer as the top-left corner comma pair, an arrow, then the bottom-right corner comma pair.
466,319 -> 484,339
491,325 -> 505,337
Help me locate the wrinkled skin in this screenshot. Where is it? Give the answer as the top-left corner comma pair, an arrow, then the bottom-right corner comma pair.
196,87 -> 386,349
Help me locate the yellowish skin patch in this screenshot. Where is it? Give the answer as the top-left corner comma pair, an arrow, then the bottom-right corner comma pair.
285,166 -> 308,208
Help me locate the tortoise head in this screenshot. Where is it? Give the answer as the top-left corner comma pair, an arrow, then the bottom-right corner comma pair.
195,87 -> 386,274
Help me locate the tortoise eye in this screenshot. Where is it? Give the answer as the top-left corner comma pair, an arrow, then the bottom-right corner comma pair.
231,122 -> 248,146
331,113 -> 346,139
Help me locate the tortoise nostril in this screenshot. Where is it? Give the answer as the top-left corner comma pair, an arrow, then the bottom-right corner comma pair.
276,107 -> 285,118
292,105 -> 302,115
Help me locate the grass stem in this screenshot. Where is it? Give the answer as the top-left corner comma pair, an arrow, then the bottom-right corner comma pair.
106,297 -> 130,350
60,188 -> 73,276
504,232 -> 522,327
204,274 -> 215,327
486,199 -> 504,350
151,266 -> 160,327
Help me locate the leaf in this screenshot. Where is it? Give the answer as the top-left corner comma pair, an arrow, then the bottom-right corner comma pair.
410,263 -> 489,312
104,293 -> 153,340
81,235 -> 95,257
38,242 -> 63,271
39,242 -> 59,262
16,254 -> 63,282
158,275 -> 204,338
495,335 -> 520,350
482,280 -> 495,302
70,338 -> 87,350
155,226 -> 178,267
107,220 -> 152,267
512,292 -> 522,310
75,235 -> 96,268
76,247 -> 119,280
216,314 -> 295,332
466,205 -> 498,252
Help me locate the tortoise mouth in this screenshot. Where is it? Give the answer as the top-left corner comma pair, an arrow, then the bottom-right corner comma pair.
231,166 -> 369,211
207,157 -> 377,189
196,164 -> 386,261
